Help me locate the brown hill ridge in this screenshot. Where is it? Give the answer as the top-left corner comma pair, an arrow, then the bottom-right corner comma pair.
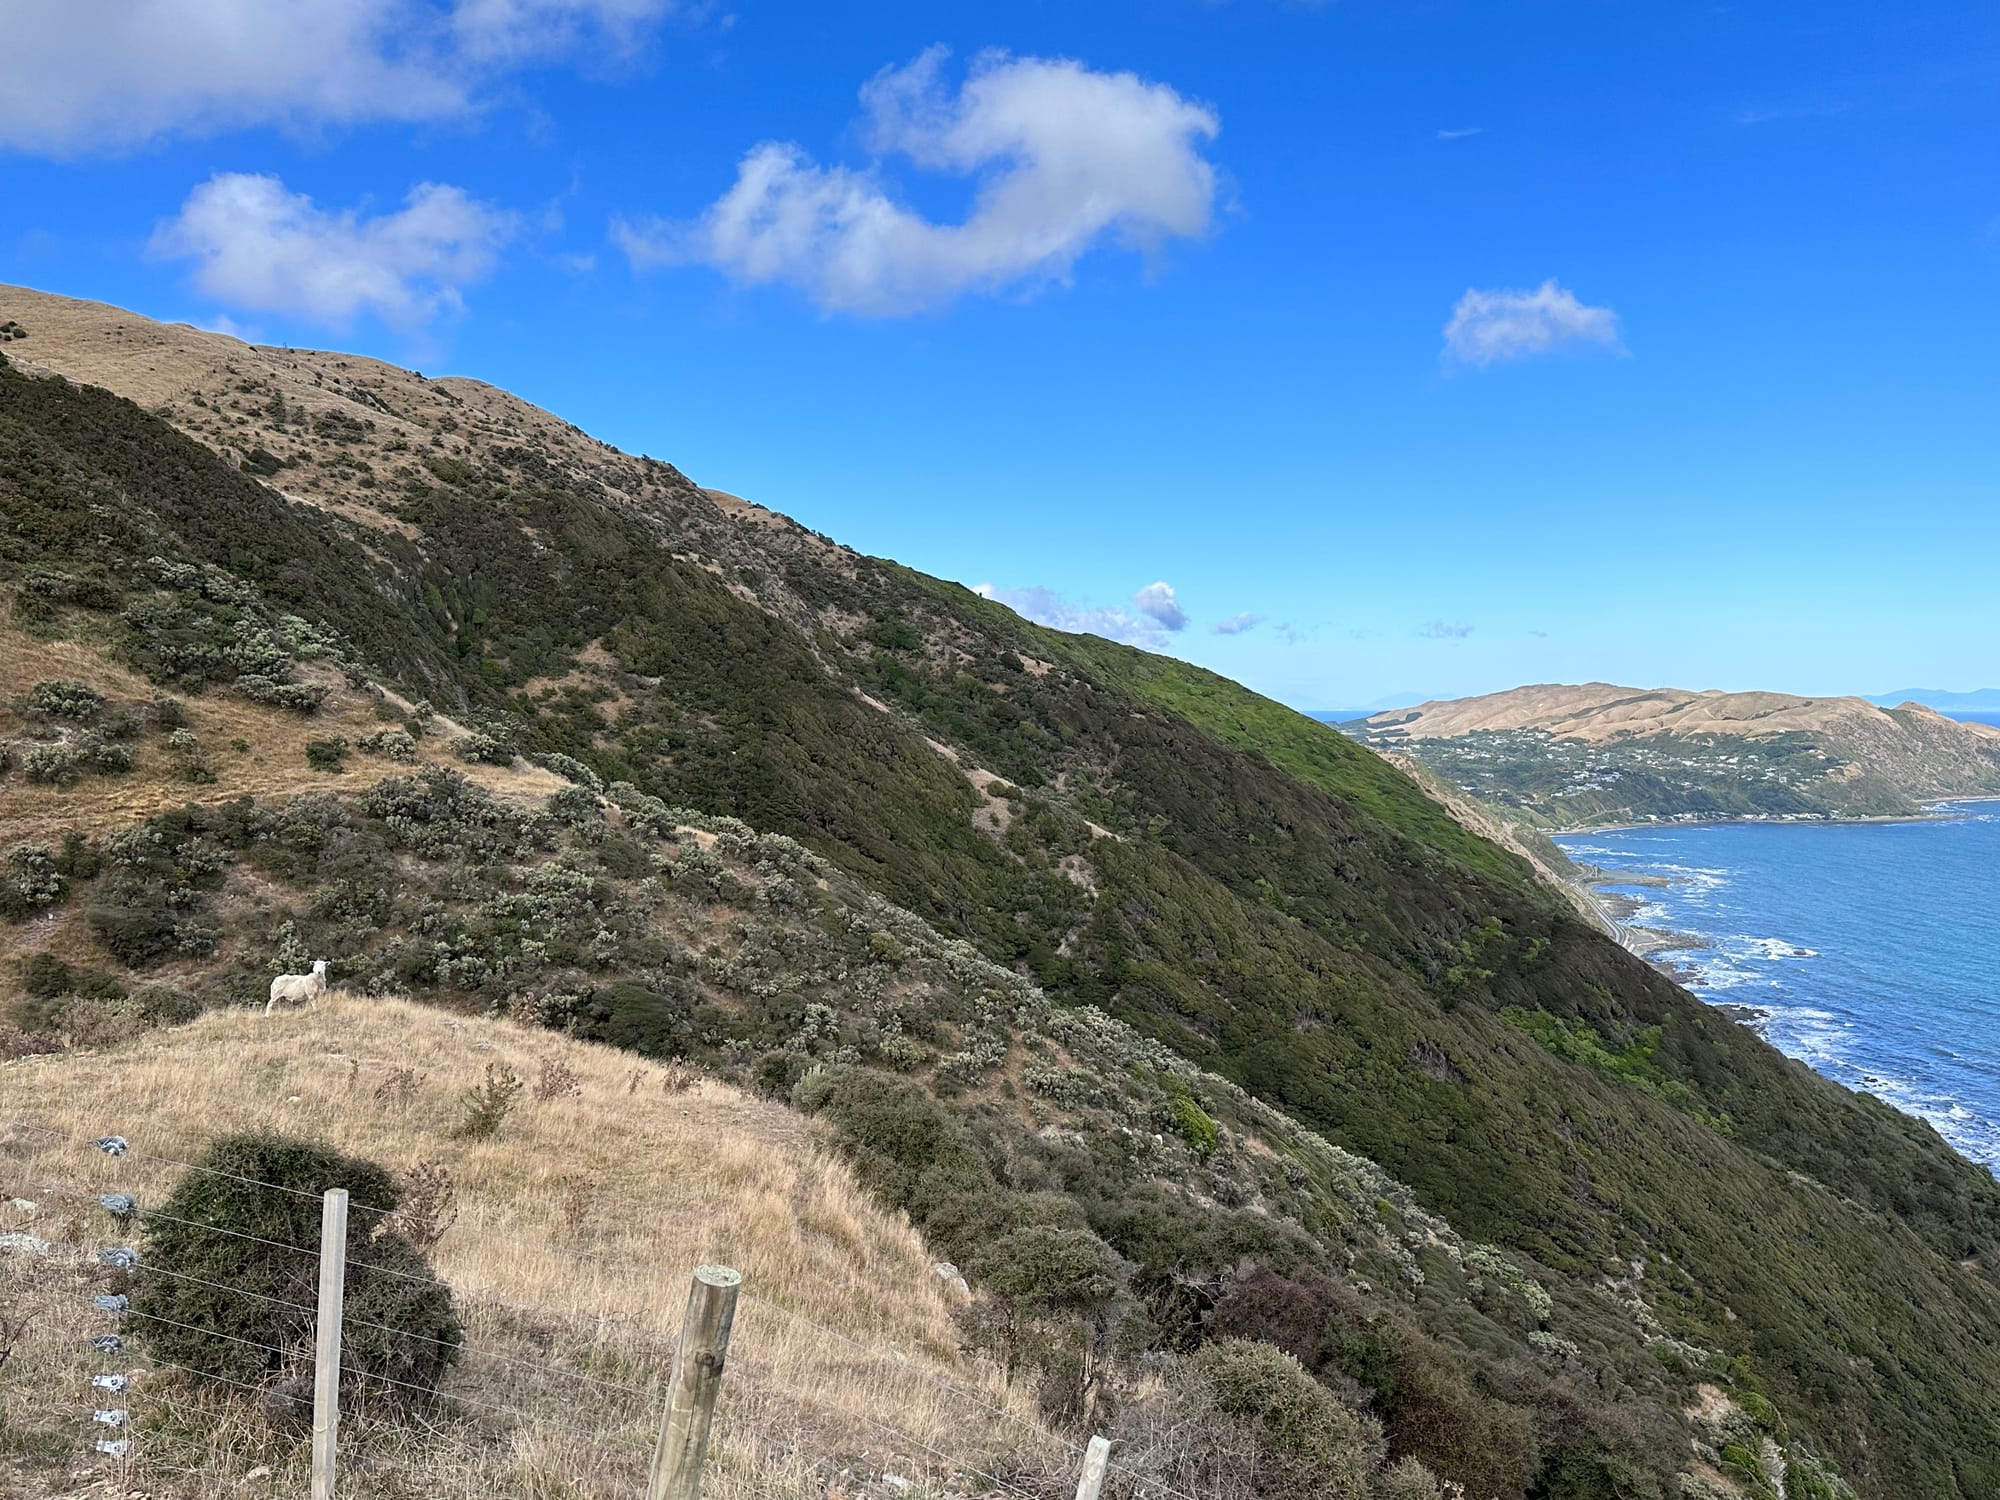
1358,681 -> 2000,828
1367,681 -> 1998,749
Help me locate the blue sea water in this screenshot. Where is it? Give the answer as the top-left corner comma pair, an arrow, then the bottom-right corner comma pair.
1554,802 -> 2000,1169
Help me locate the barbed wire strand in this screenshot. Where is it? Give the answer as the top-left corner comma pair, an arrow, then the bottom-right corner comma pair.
9,1117 -> 712,1290
335,1363 -> 652,1452
15,1124 -> 1185,1497
5,1121 -> 403,1217
151,1359 -> 316,1408
134,1259 -> 659,1400
106,1320 -> 648,1451
2,1128 -> 611,1305
123,1310 -> 293,1360
16,1211 -> 661,1400
13,1176 -> 677,1362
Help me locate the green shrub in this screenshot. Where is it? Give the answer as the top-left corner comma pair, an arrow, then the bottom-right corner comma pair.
235,675 -> 327,713
304,735 -> 349,773
867,618 -> 922,651
26,679 -> 104,720
151,694 -> 188,729
137,986 -> 204,1025
2,843 -> 67,920
22,744 -> 79,785
1381,1326 -> 1539,1500
357,728 -> 417,762
1170,1090 -> 1219,1157
451,1062 -> 525,1141
129,1132 -> 460,1397
23,952 -> 74,1000
363,767 -> 541,860
535,752 -> 604,792
1193,1338 -> 1386,1500
87,898 -> 191,966
54,830 -> 101,880
167,728 -> 216,783
1375,1457 -> 1447,1500
453,729 -> 516,766
546,784 -> 603,825
973,1226 -> 1122,1316
803,1067 -> 995,1235
74,732 -> 133,774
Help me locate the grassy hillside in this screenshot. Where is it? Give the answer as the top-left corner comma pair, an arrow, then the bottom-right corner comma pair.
2,995 -> 1059,1499
6,318 -> 2000,1496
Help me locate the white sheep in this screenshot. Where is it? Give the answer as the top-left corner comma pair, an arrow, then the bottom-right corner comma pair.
265,959 -> 329,1017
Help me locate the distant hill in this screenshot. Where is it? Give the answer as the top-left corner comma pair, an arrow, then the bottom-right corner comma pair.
1349,681 -> 2000,828
13,282 -> 2000,1496
1870,687 -> 2000,711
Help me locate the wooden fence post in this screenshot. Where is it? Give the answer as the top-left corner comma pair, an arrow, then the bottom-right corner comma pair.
1074,1434 -> 1111,1500
311,1188 -> 349,1500
647,1265 -> 741,1500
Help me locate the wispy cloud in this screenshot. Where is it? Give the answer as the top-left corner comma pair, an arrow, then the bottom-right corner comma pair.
0,0 -> 677,155
1131,581 -> 1188,632
1212,612 -> 1262,636
152,172 -> 515,331
194,311 -> 260,341
1435,127 -> 1484,141
1442,279 -> 1620,368
1418,620 -> 1474,640
973,583 -> 1173,649
617,46 -> 1220,315
1736,101 -> 1850,128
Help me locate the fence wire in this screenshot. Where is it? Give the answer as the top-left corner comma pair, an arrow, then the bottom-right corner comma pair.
5,1118 -> 1180,1498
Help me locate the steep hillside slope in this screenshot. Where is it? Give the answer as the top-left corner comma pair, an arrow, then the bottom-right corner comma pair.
7,283 -> 2000,1495
1355,682 -> 2000,827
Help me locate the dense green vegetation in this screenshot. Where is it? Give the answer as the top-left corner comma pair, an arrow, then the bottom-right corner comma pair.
130,1133 -> 460,1396
1057,639 -> 1538,888
9,353 -> 2000,1495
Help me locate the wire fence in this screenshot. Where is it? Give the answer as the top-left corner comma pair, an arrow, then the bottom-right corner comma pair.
0,1115 -> 1167,1499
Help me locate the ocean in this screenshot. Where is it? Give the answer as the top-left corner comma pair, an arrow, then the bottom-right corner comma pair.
1554,801 -> 2000,1169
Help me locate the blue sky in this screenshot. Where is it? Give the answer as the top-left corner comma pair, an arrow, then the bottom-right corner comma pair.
3,1 -> 1997,709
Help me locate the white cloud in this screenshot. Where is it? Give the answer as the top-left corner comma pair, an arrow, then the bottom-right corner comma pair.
1418,620 -> 1474,639
1131,581 -> 1188,632
1435,127 -> 1484,141
1212,612 -> 1262,636
450,0 -> 668,62
0,0 -> 673,154
972,583 -> 1171,649
194,312 -> 259,341
1442,279 -> 1620,367
617,47 -> 1220,315
152,173 -> 516,330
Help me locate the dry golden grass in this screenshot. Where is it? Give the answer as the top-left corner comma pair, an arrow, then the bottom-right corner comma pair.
0,994 -> 1069,1499
0,282 -> 725,543
0,618 -> 563,845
